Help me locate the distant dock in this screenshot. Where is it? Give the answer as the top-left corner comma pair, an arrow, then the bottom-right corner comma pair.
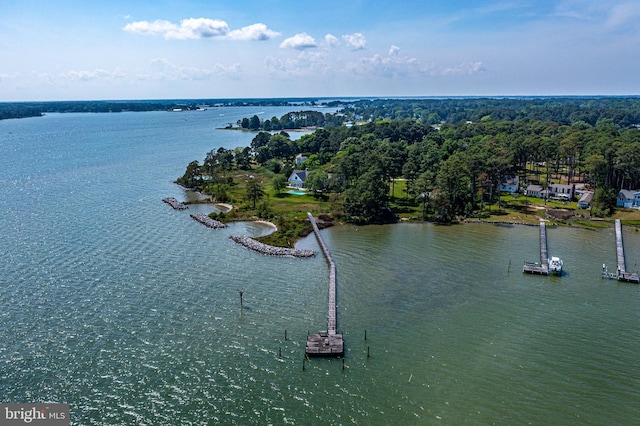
603,220 -> 639,283
305,212 -> 344,356
523,221 -> 550,275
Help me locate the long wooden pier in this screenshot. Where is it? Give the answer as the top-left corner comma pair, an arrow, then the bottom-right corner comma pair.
523,221 -> 550,275
614,220 -> 639,283
305,213 -> 344,356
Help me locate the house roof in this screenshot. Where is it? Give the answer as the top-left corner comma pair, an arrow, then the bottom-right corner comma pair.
289,169 -> 308,181
501,175 -> 519,185
526,184 -> 543,191
549,183 -> 573,190
618,189 -> 639,199
578,192 -> 593,203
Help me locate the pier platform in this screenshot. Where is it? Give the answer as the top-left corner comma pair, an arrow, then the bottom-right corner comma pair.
305,212 -> 344,356
523,221 -> 550,275
613,220 -> 639,283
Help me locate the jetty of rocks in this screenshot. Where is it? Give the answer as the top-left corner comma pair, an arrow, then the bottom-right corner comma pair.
163,197 -> 188,210
190,213 -> 227,229
229,234 -> 315,258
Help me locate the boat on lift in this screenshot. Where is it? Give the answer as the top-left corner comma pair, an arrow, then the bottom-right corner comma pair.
548,256 -> 563,275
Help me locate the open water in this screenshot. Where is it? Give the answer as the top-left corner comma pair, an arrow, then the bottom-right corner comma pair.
1,108 -> 639,425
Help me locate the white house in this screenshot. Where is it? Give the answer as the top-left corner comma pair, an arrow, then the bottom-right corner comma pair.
548,183 -> 574,200
499,175 -> 520,194
526,184 -> 544,197
288,169 -> 308,189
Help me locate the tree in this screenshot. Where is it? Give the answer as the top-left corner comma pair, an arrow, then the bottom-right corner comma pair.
304,169 -> 329,195
271,174 -> 288,195
267,133 -> 294,159
234,147 -> 252,170
414,171 -> 434,220
344,169 -> 391,223
245,178 -> 265,209
435,153 -> 471,219
251,132 -> 271,152
249,115 -> 261,130
177,160 -> 202,189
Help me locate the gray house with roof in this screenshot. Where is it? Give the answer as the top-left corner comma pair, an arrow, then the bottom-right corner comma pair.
617,189 -> 640,208
288,169 -> 308,189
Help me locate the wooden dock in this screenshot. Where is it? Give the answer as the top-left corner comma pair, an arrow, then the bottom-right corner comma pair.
614,220 -> 639,283
523,221 -> 550,275
305,213 -> 344,356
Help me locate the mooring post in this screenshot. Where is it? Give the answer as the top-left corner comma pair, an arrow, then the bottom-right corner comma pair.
302,357 -> 306,371
285,329 -> 287,341
278,347 -> 282,358
238,289 -> 244,307
367,346 -> 370,358
364,329 -> 367,341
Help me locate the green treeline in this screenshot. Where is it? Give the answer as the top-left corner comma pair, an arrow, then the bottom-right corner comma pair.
180,109 -> 640,224
237,110 -> 346,130
0,98 -> 323,120
330,97 -> 640,127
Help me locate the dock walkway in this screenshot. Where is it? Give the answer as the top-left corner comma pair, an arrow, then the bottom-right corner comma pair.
305,213 -> 344,356
523,221 -> 550,275
614,219 -> 639,283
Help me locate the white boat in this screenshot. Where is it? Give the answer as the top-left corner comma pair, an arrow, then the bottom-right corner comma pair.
548,256 -> 563,275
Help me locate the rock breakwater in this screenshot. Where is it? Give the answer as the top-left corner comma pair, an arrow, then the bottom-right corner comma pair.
229,235 -> 315,258
190,213 -> 227,229
163,197 -> 188,210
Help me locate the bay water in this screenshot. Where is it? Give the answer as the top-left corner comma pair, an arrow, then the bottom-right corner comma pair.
1,109 -> 639,425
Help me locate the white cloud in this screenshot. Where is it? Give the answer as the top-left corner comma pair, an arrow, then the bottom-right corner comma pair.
440,62 -> 484,76
147,58 -> 240,80
279,33 -> 317,50
167,18 -> 229,40
62,69 -> 125,81
348,45 -> 425,77
342,33 -> 366,50
605,2 -> 640,29
347,45 -> 483,78
123,19 -> 177,37
123,18 -> 279,41
265,51 -> 331,78
227,23 -> 280,41
324,34 -> 339,47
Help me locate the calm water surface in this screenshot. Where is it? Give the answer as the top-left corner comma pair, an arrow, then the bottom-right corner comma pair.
1,110 -> 639,425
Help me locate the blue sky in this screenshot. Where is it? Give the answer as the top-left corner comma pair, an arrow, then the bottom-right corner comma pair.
1,0 -> 639,101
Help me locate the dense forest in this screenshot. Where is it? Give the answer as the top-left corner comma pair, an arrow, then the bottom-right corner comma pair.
179,98 -> 640,224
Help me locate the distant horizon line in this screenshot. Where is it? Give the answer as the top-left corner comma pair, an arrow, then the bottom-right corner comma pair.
2,94 -> 640,104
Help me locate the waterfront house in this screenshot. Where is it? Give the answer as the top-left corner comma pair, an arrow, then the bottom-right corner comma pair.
578,191 -> 594,209
288,169 -> 308,189
549,183 -> 574,200
499,175 -> 520,194
526,184 -> 544,197
617,189 -> 640,208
